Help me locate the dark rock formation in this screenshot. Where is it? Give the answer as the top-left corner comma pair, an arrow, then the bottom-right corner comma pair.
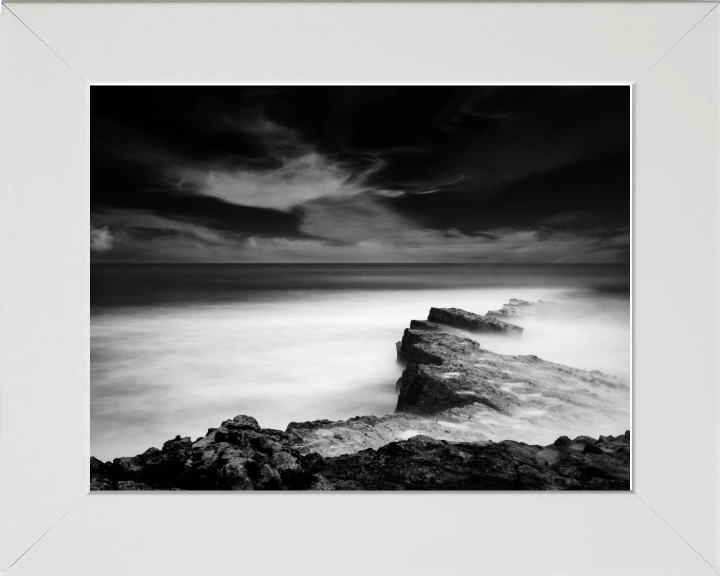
486,298 -> 565,323
409,319 -> 442,331
91,424 -> 630,491
553,435 -> 572,447
286,324 -> 627,457
573,435 -> 598,445
321,432 -> 630,490
90,457 -> 115,491
486,298 -> 534,320
428,307 -> 523,336
117,481 -> 155,490
394,328 -> 625,418
90,415 -> 334,491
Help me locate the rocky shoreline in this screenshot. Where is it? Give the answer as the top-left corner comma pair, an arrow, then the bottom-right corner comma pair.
91,304 -> 631,491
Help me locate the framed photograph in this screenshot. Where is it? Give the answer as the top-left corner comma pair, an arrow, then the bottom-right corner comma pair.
1,2 -> 718,575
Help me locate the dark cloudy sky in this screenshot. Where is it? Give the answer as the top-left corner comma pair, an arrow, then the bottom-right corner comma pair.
90,86 -> 630,263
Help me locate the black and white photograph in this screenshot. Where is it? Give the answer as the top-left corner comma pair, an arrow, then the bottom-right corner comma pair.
89,85 -> 631,491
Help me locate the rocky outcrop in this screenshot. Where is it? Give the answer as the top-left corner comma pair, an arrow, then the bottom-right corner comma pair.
395,328 -> 625,415
396,331 -> 514,415
409,319 -> 441,331
90,414 -> 333,491
428,307 -> 523,336
485,298 -> 565,322
486,298 -> 533,320
91,425 -> 630,491
292,325 -> 628,457
90,457 -> 115,491
321,432 -> 630,490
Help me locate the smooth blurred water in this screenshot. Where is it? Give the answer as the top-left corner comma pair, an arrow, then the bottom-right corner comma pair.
91,264 -> 630,460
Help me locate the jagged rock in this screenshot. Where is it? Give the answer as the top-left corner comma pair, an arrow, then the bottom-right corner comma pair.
583,443 -> 604,455
92,423 -> 629,491
89,456 -> 115,490
486,298 -> 567,322
428,307 -> 523,336
90,477 -> 114,490
554,435 -> 572,447
573,435 -> 598,445
223,458 -> 254,490
320,433 -> 629,490
397,327 -> 479,365
310,474 -> 335,491
258,464 -> 283,489
291,327 -> 628,458
91,415 -> 326,491
287,413 -> 445,457
409,319 -> 442,331
486,298 -> 534,320
117,481 -> 154,490
110,436 -> 192,488
90,456 -> 111,477
397,360 -> 515,415
394,328 -> 625,419
231,415 -> 261,430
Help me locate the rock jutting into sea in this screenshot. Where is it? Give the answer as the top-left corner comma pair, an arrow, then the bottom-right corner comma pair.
291,319 -> 628,457
485,298 -> 564,321
486,298 -> 534,320
90,304 -> 631,491
427,307 -> 523,336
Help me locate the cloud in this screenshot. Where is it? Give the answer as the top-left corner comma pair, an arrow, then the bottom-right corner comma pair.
220,114 -> 297,147
232,226 -> 629,264
176,152 -> 372,212
91,205 -> 628,264
90,209 -> 242,262
163,105 -> 400,214
90,227 -> 114,252
299,195 -> 417,244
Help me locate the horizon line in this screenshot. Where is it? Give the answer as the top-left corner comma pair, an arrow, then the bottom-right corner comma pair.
90,261 -> 630,266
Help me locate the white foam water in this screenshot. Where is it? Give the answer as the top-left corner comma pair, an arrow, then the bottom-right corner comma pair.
91,265 -> 630,460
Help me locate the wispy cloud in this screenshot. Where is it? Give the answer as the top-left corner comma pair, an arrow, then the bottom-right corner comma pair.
91,206 -> 629,264
233,226 -> 629,264
299,195 -> 417,244
91,209 -> 240,262
176,152 -> 376,212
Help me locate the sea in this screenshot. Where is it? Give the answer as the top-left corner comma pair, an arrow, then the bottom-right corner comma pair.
91,264 -> 630,461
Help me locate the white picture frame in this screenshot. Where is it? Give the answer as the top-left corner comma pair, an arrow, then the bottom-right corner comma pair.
0,2 -> 718,574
